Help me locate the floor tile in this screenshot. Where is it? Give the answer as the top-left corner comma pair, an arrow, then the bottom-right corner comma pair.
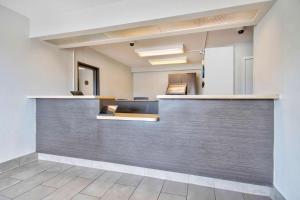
162,181 -> 188,196
46,163 -> 73,173
63,166 -> 88,177
159,193 -> 186,200
14,185 -> 56,200
22,160 -> 53,168
0,159 -> 19,174
10,167 -> 44,180
81,171 -> 122,197
0,166 -> 28,179
0,160 -> 270,200
129,177 -> 164,200
43,177 -> 93,200
72,194 -> 98,200
215,189 -> 244,200
11,161 -> 54,180
243,193 -> 271,200
0,195 -> 10,200
101,184 -> 135,200
19,153 -> 37,166
187,184 -> 215,200
79,168 -> 104,179
0,171 -> 58,198
0,177 -> 20,191
117,174 -> 143,187
43,173 -> 75,188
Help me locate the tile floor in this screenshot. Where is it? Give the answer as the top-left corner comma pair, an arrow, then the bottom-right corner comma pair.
0,160 -> 271,200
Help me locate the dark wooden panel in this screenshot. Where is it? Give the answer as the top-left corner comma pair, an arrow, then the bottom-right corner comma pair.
36,99 -> 273,185
115,100 -> 158,114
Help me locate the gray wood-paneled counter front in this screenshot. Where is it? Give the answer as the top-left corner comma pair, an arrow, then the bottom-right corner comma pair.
32,95 -> 277,186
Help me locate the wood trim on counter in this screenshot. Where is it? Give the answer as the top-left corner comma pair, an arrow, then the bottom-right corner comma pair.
157,94 -> 279,100
97,113 -> 159,122
27,96 -> 115,100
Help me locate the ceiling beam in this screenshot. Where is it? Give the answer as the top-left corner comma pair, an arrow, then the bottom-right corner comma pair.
26,0 -> 274,39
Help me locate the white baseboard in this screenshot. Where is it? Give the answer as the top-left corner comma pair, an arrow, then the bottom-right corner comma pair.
38,153 -> 272,197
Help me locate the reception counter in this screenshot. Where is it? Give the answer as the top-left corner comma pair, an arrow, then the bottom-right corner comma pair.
30,95 -> 277,186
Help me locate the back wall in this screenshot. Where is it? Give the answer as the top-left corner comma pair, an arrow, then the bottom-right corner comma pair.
75,47 -> 133,100
133,65 -> 201,99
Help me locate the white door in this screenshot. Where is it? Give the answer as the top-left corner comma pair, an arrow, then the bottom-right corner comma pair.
78,67 -> 94,95
202,46 -> 234,95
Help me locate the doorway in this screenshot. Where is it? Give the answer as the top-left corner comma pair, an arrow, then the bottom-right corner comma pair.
77,62 -> 99,95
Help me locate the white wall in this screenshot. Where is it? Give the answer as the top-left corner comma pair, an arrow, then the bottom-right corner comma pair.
133,42 -> 252,98
0,5 -> 133,163
234,43 -> 253,94
203,46 -> 234,95
133,68 -> 201,99
75,47 -> 133,100
254,0 -> 300,199
206,28 -> 254,94
0,5 -> 73,163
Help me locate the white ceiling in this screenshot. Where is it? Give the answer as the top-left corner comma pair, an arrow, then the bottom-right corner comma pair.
45,9 -> 258,48
0,0 -> 274,38
0,0 -> 255,69
0,0 -> 125,18
92,28 -> 253,68
93,33 -> 206,68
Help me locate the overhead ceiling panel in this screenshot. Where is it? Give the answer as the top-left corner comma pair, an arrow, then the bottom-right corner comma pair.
48,33 -> 108,46
90,28 -> 252,69
104,26 -> 161,38
45,9 -> 258,48
0,0 -> 274,38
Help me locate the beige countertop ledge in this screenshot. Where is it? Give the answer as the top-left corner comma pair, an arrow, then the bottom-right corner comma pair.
97,113 -> 159,122
157,94 -> 279,100
27,94 -> 279,100
27,96 -> 115,100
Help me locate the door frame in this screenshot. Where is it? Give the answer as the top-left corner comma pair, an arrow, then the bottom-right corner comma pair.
77,62 -> 100,95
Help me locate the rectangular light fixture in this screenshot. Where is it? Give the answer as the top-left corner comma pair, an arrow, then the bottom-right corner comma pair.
149,56 -> 187,65
135,44 -> 184,57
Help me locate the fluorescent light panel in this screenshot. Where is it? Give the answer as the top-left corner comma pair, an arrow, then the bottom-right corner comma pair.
149,56 -> 187,65
135,44 -> 184,57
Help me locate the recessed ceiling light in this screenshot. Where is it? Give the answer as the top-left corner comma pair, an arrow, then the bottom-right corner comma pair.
135,44 -> 184,57
149,56 -> 187,65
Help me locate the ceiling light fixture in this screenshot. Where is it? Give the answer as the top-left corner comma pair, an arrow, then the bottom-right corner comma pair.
135,44 -> 184,57
149,56 -> 187,65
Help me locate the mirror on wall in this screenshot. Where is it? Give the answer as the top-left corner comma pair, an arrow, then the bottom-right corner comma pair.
77,62 -> 99,95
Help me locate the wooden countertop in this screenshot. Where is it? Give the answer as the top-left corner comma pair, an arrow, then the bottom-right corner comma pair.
27,96 -> 115,100
157,94 -> 279,100
97,113 -> 159,122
